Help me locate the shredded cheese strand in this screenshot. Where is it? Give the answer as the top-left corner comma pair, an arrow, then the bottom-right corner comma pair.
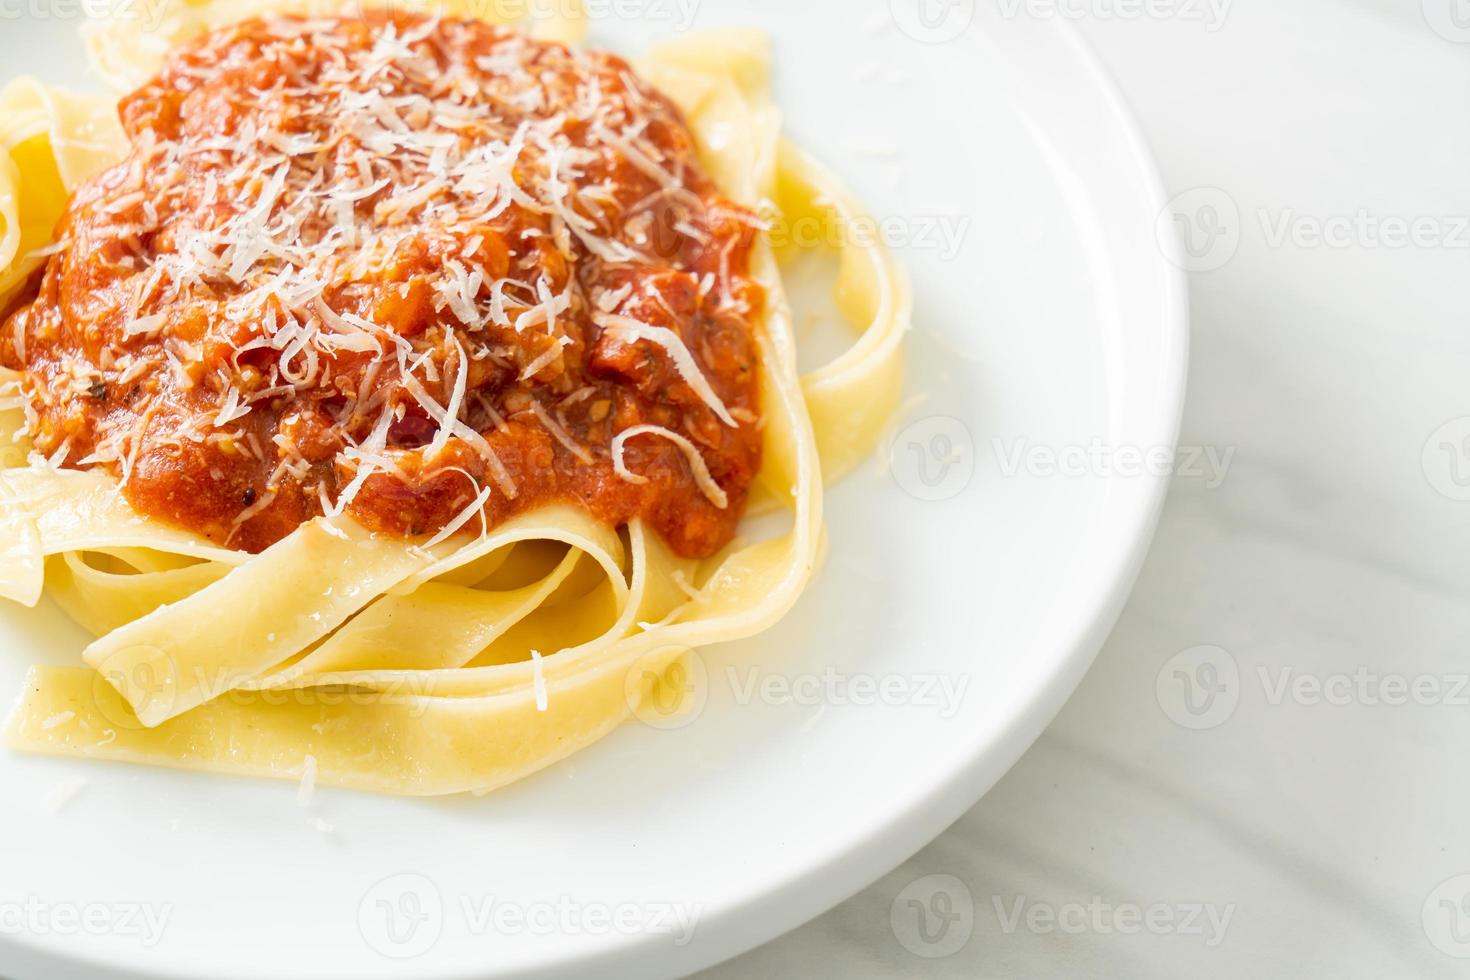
594,313 -> 738,427
612,424 -> 728,509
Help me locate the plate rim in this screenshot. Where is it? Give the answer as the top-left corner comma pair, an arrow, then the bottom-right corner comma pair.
0,14 -> 1190,980
621,18 -> 1194,980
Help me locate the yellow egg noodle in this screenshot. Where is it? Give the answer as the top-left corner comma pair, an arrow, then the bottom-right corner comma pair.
0,3 -> 909,795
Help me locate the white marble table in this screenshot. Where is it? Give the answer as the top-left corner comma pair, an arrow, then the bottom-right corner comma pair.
707,1 -> 1470,975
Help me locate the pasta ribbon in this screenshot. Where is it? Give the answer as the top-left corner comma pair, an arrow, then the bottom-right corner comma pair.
0,78 -> 126,311
0,21 -> 910,795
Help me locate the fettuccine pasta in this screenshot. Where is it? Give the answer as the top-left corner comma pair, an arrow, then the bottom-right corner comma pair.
0,5 -> 907,796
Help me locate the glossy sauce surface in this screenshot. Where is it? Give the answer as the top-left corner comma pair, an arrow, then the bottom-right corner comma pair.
0,12 -> 764,556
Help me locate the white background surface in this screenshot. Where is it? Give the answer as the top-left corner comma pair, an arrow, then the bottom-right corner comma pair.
708,0 -> 1470,976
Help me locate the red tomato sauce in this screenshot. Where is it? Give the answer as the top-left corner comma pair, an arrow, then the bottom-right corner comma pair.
0,12 -> 764,557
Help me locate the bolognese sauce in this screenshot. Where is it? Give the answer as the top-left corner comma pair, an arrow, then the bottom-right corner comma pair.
0,12 -> 765,557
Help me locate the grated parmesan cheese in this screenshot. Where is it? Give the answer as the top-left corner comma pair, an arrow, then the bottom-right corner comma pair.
7,14 -> 764,556
611,424 -> 729,509
531,649 -> 549,712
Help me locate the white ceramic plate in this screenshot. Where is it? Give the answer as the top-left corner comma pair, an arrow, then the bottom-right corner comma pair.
0,2 -> 1187,977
